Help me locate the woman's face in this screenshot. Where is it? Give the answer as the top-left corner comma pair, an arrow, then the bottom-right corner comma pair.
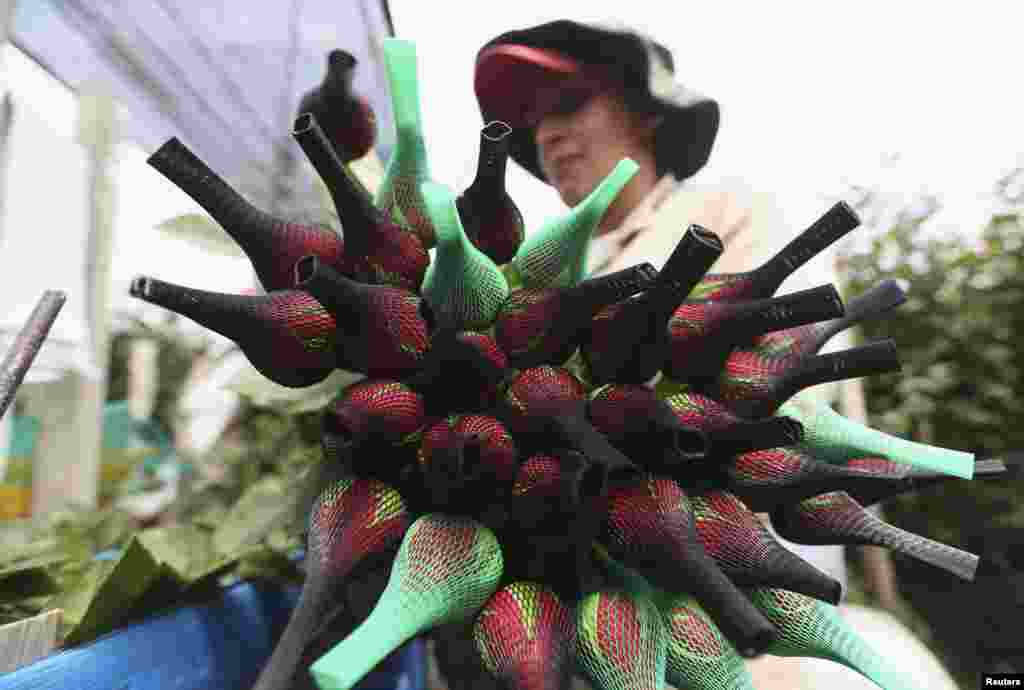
534,87 -> 657,207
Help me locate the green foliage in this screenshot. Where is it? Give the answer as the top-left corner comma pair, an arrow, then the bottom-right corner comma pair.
842,199 -> 1024,684
154,213 -> 247,258
0,154 -> 366,650
0,310 -> 329,648
845,210 -> 1024,459
49,538 -> 163,647
106,316 -> 205,433
222,364 -> 364,415
20,146 -> 1021,679
0,447 -> 317,645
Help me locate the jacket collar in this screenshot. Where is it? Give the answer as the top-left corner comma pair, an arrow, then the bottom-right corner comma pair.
586,174 -> 680,275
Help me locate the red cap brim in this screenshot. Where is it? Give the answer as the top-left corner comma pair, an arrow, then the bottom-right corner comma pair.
474,44 -> 583,128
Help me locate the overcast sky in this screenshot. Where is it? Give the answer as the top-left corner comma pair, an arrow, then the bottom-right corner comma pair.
388,0 -> 1024,242
2,1 -> 1022,343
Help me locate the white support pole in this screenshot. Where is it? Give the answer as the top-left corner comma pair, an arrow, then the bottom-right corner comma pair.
73,85 -> 117,509
29,86 -> 117,515
127,337 -> 158,421
0,2 -> 17,471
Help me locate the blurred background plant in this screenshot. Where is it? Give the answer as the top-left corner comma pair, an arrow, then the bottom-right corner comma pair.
837,167 -> 1024,687
0,312 -> 336,645
0,164 -> 364,647
5,166 -> 1024,687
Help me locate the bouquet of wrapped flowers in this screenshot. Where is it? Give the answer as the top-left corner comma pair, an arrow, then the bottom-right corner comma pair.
133,38 -> 995,690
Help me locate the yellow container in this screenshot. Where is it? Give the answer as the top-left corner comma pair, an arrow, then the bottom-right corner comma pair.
0,456 -> 34,519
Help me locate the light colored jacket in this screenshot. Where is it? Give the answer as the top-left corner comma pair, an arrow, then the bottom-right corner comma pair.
586,175 -> 785,279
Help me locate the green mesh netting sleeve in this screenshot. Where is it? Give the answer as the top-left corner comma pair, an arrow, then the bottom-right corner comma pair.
419,180 -> 510,331
777,395 -> 974,479
513,159 -> 639,290
747,587 -> 922,690
311,513 -> 503,690
374,38 -> 436,248
575,588 -> 668,690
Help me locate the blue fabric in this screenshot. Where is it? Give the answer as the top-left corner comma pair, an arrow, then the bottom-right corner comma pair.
0,581 -> 425,690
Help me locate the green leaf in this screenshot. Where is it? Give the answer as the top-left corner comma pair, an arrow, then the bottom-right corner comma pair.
212,477 -> 298,556
266,527 -> 301,555
192,501 -> 231,531
0,548 -> 66,601
223,361 -> 364,414
119,563 -> 185,620
0,548 -> 68,576
236,545 -> 304,585
49,537 -> 163,646
136,525 -> 220,583
183,556 -> 239,593
0,568 -> 60,602
153,213 -> 245,258
0,593 -> 53,617
43,508 -> 135,556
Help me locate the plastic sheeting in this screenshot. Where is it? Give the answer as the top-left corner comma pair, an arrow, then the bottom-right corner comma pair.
2,0 -> 396,380
0,580 -> 427,690
9,0 -> 396,209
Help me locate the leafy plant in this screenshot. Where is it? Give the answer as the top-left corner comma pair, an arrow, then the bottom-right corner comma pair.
841,192 -> 1024,685
0,163 -> 356,649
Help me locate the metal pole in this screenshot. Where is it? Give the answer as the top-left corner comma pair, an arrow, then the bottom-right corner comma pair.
0,291 -> 66,419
